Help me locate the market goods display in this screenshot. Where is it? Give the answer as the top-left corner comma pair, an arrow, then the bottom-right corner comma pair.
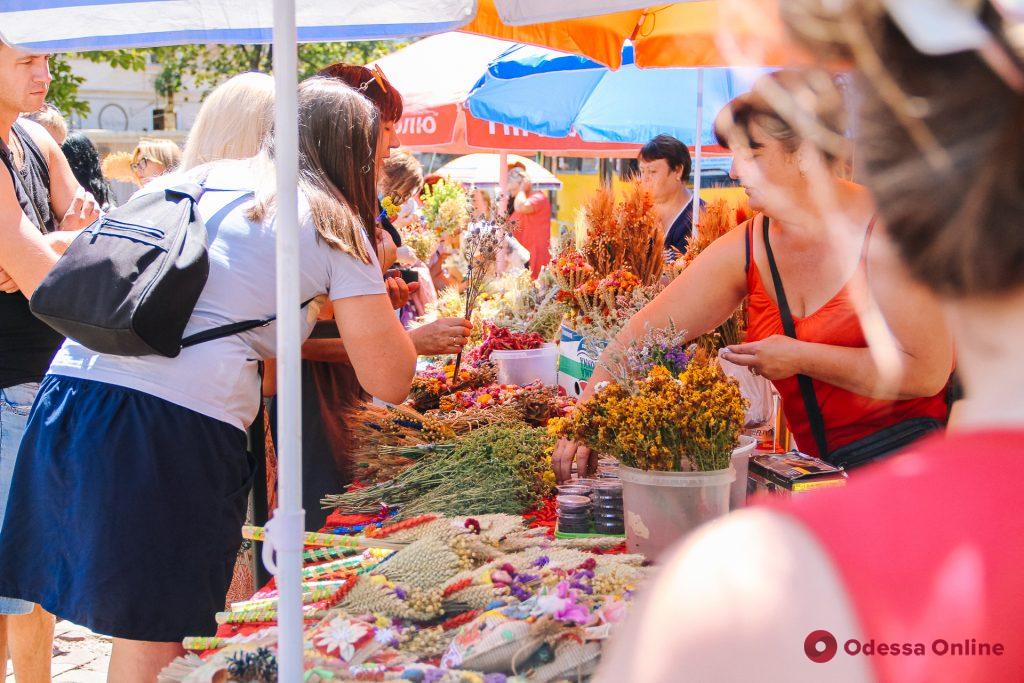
421,179 -> 470,238
408,362 -> 497,412
323,425 -> 557,519
465,323 -> 546,364
163,512 -> 649,683
553,344 -> 746,472
552,182 -> 664,334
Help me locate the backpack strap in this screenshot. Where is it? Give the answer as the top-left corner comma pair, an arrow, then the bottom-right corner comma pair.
181,296 -> 320,348
165,182 -> 205,204
178,186 -> 320,349
762,216 -> 830,458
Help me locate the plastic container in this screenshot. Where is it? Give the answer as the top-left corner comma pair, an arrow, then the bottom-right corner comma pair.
592,480 -> 623,495
619,464 -> 736,560
729,435 -> 758,511
557,485 -> 591,498
491,344 -> 558,387
556,494 -> 591,510
557,519 -> 592,534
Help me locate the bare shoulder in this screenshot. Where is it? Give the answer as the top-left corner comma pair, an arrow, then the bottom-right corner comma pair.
15,117 -> 61,157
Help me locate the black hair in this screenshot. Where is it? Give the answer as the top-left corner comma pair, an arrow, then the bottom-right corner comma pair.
61,132 -> 113,208
638,134 -> 692,183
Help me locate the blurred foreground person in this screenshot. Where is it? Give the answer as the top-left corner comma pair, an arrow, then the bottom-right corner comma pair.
598,4 -> 1024,682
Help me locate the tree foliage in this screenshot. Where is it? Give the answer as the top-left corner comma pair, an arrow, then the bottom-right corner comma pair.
49,41 -> 405,118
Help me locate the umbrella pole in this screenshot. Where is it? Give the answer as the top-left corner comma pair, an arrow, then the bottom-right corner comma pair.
692,69 -> 704,237
499,151 -> 509,195
270,0 -> 304,680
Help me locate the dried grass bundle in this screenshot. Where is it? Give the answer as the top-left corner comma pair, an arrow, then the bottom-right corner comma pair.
682,198 -> 747,268
579,181 -> 663,285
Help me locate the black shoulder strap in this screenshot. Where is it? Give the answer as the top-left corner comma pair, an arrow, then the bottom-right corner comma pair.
179,186 -> 317,349
762,216 -> 830,458
181,296 -> 319,348
744,220 -> 752,274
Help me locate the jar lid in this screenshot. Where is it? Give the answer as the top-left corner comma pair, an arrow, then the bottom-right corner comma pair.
556,494 -> 592,509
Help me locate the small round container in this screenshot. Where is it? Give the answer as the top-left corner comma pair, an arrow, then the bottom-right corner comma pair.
594,523 -> 625,535
557,484 -> 592,498
557,519 -> 593,534
556,494 -> 592,510
593,502 -> 624,516
592,480 -> 623,494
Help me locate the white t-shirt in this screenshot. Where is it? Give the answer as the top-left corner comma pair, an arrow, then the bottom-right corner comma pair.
49,160 -> 386,430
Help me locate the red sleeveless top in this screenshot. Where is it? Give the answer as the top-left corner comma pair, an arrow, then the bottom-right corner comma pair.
744,216 -> 948,457
766,430 -> 1024,682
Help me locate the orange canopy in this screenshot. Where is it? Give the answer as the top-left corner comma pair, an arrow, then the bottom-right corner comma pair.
462,0 -> 802,70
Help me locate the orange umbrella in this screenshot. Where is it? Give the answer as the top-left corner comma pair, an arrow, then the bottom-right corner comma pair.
462,0 -> 801,69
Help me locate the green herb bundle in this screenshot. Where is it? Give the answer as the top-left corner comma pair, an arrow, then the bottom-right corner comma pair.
322,426 -> 555,519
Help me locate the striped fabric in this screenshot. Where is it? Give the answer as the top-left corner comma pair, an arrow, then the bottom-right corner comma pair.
0,0 -> 477,51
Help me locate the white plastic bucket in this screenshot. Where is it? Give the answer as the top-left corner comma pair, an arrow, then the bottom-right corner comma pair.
619,464 -> 735,560
729,435 -> 758,511
491,343 -> 558,387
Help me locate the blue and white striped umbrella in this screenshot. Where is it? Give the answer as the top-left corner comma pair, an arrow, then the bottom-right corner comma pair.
0,0 -> 476,51
467,43 -> 765,145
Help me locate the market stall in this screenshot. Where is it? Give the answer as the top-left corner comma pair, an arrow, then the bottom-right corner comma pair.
155,171 -> 828,681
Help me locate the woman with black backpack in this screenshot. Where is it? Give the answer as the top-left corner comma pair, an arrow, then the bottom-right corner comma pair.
0,77 -> 417,680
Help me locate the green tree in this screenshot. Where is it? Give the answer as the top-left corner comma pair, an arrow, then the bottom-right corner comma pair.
48,41 -> 406,121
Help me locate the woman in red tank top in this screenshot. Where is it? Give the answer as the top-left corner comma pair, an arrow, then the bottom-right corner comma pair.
552,72 -> 953,479
742,214 -> 949,457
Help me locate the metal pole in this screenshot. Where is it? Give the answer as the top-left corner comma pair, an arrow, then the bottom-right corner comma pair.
692,69 -> 704,237
270,0 -> 304,680
499,151 -> 509,193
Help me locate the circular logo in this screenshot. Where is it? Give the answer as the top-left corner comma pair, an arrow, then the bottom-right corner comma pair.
805,630 -> 838,663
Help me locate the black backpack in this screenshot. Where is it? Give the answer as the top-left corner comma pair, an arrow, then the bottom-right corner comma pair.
30,182 -> 279,357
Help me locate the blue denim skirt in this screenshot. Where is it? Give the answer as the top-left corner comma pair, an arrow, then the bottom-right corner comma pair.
0,375 -> 253,642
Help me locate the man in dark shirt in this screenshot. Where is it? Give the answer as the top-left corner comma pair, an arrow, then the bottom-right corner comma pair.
0,40 -> 98,681
638,134 -> 704,258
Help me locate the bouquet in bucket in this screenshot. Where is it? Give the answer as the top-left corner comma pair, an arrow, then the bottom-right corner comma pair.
551,327 -> 747,472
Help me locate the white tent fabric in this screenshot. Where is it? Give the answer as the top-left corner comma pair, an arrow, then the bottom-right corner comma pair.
494,0 -> 684,25
0,0 -> 476,51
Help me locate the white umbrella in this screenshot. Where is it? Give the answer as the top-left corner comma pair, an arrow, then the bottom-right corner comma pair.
436,153 -> 563,190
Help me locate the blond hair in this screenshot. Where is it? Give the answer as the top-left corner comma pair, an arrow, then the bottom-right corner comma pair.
132,138 -> 181,173
181,72 -> 275,170
24,104 -> 67,145
247,78 -> 380,264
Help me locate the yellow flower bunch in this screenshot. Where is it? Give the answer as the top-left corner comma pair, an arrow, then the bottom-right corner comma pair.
553,355 -> 747,472
678,352 -> 748,471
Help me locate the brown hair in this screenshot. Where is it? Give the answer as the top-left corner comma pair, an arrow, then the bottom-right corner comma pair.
714,69 -> 848,167
380,150 -> 423,204
248,77 -> 380,263
316,63 -> 403,123
639,134 -> 692,183
781,3 -> 1024,297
